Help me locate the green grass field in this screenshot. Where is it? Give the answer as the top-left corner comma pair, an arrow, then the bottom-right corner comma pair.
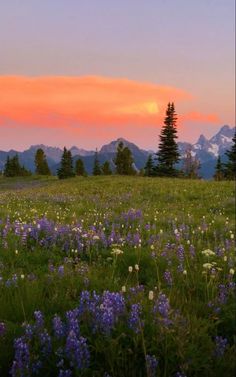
0,176 -> 235,376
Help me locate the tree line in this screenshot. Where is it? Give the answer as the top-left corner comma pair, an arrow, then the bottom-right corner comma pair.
2,103 -> 235,179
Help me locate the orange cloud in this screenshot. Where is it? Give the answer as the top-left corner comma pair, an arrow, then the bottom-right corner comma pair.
0,76 -> 219,132
0,75 -> 187,126
180,111 -> 220,124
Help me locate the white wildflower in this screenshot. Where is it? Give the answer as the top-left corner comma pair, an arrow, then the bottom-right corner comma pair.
148,291 -> 154,300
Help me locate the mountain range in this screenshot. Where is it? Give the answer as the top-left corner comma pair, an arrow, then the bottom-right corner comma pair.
0,125 -> 234,179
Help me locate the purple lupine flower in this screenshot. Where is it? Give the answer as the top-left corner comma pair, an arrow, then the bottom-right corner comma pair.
153,292 -> 172,327
177,245 -> 184,262
0,322 -> 6,337
128,303 -> 142,333
58,369 -> 72,377
65,331 -> 90,370
23,323 -> 34,340
11,337 -> 30,377
53,315 -> 65,339
66,309 -> 80,336
218,284 -> 228,305
214,336 -> 228,357
39,329 -> 52,356
31,360 -> 42,374
34,310 -> 44,330
164,270 -> 173,286
98,291 -> 125,334
189,244 -> 195,258
146,354 -> 158,377
58,265 -> 65,276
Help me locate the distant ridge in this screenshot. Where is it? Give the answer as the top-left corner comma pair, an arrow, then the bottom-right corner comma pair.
0,125 -> 234,179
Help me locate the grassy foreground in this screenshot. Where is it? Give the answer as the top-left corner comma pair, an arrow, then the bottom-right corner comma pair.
0,176 -> 235,376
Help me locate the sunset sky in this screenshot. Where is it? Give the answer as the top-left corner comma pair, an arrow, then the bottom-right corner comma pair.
0,0 -> 235,151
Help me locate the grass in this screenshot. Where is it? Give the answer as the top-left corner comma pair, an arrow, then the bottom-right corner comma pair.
0,176 -> 235,376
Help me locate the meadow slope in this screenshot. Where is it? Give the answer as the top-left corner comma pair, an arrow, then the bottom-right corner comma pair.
0,176 -> 235,376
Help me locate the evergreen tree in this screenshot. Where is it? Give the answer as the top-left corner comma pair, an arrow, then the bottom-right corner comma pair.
182,147 -> 201,179
224,132 -> 236,179
123,147 -> 136,175
213,156 -> 224,181
4,155 -> 31,177
101,161 -> 112,175
75,158 -> 86,176
144,155 -> 154,176
34,148 -> 51,175
93,150 -> 101,175
114,141 -> 135,175
57,147 -> 75,179
114,141 -> 125,174
156,102 -> 180,176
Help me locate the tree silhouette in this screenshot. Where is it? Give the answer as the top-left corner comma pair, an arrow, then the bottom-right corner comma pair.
57,147 -> 75,179
75,158 -> 86,176
102,161 -> 112,175
114,141 -> 135,175
93,149 -> 101,175
34,148 -> 51,175
156,102 -> 180,176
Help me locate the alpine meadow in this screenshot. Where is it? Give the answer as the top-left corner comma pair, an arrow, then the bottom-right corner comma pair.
0,1 -> 235,376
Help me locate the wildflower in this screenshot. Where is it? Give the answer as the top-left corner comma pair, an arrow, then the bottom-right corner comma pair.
214,336 -> 227,357
128,266 -> 133,273
148,291 -> 154,300
0,322 -> 6,337
20,274 -> 25,279
134,264 -> 139,271
58,370 -> 72,377
229,268 -> 235,275
11,337 -> 30,377
52,315 -> 64,339
65,331 -> 90,369
146,354 -> 158,377
121,286 -> 126,293
164,270 -> 172,286
58,265 -> 65,276
203,263 -> 213,269
223,256 -> 227,261
202,249 -> 215,257
15,250 -> 18,255
153,292 -> 172,327
128,303 -> 142,333
111,248 -> 123,256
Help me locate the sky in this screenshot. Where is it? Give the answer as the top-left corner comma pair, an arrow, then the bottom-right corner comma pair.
0,0 -> 235,151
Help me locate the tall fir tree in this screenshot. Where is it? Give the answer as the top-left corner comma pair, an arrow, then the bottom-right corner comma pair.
75,158 -> 86,176
101,161 -> 112,175
156,102 -> 180,176
93,149 -> 101,175
224,132 -> 236,179
213,156 -> 224,181
34,148 -> 51,175
114,141 -> 125,174
57,147 -> 75,179
144,154 -> 154,176
114,141 -> 135,175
